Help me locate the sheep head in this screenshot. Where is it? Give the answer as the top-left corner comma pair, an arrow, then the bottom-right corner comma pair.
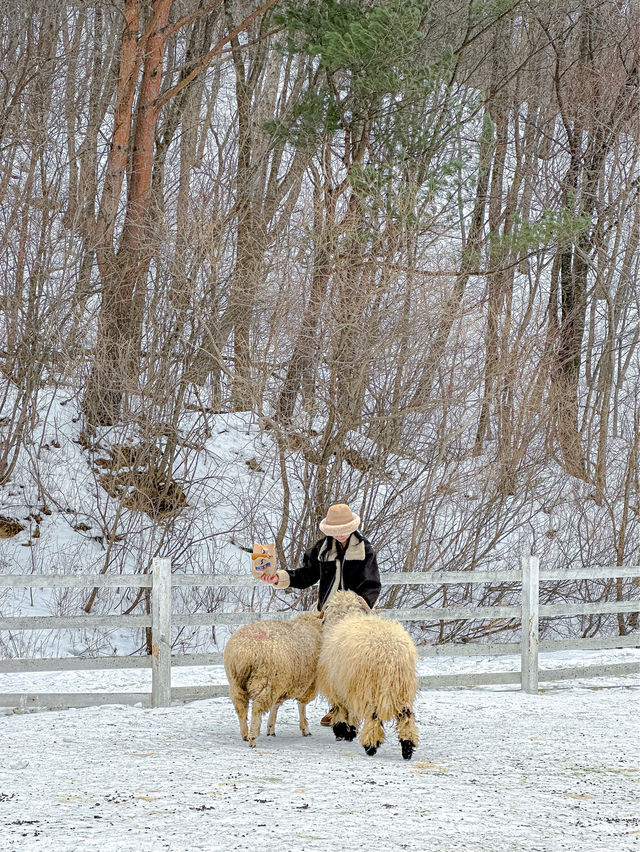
322,590 -> 370,626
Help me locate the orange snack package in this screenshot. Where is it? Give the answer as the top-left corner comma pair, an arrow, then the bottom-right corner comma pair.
251,543 -> 276,579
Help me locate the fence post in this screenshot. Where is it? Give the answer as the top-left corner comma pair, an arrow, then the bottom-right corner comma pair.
151,557 -> 172,708
520,552 -> 540,693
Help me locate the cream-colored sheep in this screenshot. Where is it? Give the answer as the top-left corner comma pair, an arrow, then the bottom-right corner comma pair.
317,591 -> 419,759
223,611 -> 323,748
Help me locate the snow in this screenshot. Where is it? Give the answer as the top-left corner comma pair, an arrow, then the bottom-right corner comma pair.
2,661 -> 640,851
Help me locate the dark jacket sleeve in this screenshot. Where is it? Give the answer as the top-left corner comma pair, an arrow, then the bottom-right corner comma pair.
353,541 -> 381,609
285,540 -> 322,590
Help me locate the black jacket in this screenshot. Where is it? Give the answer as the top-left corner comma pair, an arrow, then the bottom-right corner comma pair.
283,530 -> 381,610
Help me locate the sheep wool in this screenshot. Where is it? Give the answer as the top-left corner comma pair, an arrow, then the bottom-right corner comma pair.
318,591 -> 419,759
223,611 -> 323,748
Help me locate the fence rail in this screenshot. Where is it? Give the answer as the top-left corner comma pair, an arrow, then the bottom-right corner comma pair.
1,558 -> 639,709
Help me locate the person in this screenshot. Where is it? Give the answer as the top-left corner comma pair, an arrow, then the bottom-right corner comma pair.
255,502 -> 381,728
255,503 -> 381,611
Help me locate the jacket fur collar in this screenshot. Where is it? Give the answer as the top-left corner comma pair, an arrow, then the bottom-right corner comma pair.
319,532 -> 366,562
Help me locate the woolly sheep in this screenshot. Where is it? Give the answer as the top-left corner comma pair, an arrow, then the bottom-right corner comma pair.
317,590 -> 419,759
223,611 -> 323,748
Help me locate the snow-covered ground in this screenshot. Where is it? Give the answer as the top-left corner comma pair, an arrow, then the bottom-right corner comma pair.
2,658 -> 639,852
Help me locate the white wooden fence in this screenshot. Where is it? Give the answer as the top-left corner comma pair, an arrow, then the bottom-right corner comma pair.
1,557 -> 639,710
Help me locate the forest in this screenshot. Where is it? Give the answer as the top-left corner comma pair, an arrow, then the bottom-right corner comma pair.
1,0 -> 639,647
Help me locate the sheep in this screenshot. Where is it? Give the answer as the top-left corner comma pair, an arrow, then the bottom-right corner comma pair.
223,610 -> 323,748
317,590 -> 419,760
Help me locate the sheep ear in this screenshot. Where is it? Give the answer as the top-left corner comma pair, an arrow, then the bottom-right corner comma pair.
358,595 -> 371,613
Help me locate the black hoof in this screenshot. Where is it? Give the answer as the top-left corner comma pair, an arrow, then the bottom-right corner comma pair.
400,739 -> 415,760
364,745 -> 378,756
333,722 -> 358,741
333,722 -> 349,740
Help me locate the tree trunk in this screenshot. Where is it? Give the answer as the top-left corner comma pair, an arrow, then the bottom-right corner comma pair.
276,167 -> 335,425
409,110 -> 494,407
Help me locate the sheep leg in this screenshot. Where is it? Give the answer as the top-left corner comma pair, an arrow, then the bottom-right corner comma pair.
396,706 -> 419,760
295,681 -> 317,737
297,701 -> 311,736
228,683 -> 250,741
360,709 -> 385,756
331,705 -> 358,742
247,678 -> 274,747
266,702 -> 282,736
329,703 -> 346,727
248,696 -> 274,747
